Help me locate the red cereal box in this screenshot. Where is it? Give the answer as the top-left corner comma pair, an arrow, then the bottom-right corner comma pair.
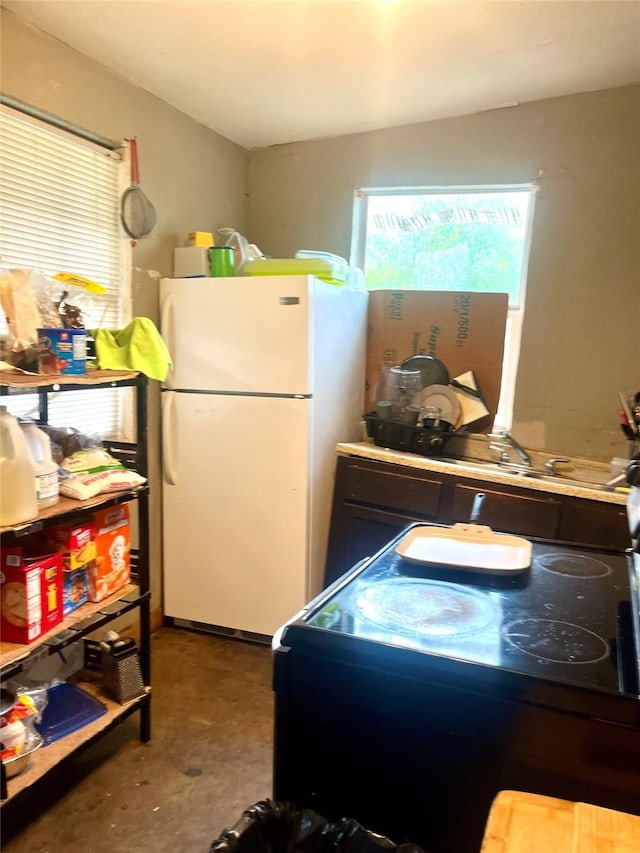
46,520 -> 96,571
0,549 -> 64,644
88,505 -> 131,602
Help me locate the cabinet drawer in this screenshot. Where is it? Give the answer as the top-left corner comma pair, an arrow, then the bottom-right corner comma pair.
344,462 -> 444,519
451,483 -> 562,539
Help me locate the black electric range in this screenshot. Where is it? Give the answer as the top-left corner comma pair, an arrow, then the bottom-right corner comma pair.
272,527 -> 640,853
304,534 -> 634,698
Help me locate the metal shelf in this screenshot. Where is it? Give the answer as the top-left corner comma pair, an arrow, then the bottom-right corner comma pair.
0,371 -> 151,804
0,580 -> 148,680
0,487 -> 148,538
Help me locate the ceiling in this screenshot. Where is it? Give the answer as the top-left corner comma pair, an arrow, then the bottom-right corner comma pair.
5,0 -> 640,149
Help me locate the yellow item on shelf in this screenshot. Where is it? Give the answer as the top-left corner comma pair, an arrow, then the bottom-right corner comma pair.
53,273 -> 107,295
187,232 -> 214,248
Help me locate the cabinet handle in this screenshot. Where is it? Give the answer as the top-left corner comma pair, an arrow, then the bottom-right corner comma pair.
470,492 -> 486,523
162,391 -> 178,486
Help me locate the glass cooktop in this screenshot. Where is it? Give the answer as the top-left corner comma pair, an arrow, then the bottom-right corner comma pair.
303,526 -> 632,695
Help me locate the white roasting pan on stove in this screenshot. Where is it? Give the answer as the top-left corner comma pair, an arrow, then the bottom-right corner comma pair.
395,523 -> 532,574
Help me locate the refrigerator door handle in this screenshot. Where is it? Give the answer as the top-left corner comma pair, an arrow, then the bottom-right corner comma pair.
162,390 -> 178,485
160,291 -> 175,389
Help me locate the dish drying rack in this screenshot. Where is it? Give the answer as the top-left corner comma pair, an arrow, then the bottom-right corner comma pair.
363,412 -> 456,457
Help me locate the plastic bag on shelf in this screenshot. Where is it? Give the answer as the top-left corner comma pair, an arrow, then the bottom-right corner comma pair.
0,268 -> 46,370
37,424 -> 103,466
208,800 -> 427,853
49,273 -> 106,329
60,448 -> 147,500
0,269 -> 106,369
1,683 -> 48,762
217,227 -> 265,273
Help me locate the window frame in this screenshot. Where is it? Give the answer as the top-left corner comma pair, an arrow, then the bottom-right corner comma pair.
351,184 -> 538,429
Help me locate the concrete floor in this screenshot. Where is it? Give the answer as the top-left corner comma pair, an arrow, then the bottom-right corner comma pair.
2,627 -> 274,853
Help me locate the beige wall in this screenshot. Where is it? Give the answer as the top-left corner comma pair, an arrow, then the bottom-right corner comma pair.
1,9 -> 249,607
247,86 -> 640,461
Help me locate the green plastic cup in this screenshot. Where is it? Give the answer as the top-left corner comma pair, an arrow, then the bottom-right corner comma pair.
209,246 -> 235,277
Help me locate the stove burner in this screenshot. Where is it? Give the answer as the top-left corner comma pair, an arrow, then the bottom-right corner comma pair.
537,552 -> 612,579
503,618 -> 609,664
355,579 -> 496,638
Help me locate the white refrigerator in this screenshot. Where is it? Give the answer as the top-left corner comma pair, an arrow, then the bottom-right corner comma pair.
160,275 -> 368,637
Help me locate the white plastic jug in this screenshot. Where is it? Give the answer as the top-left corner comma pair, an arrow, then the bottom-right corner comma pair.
0,407 -> 38,526
21,422 -> 60,510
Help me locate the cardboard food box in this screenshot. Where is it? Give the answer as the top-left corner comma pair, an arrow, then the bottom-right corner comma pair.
186,231 -> 214,248
88,504 -> 131,602
46,520 -> 96,571
37,328 -> 87,375
63,566 -> 89,616
0,549 -> 64,644
365,291 -> 509,431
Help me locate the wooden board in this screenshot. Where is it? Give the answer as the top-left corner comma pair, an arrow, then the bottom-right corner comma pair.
0,368 -> 138,388
481,790 -> 640,853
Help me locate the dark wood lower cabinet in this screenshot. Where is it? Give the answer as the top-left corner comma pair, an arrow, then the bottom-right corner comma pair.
451,483 -> 562,540
324,455 -> 629,587
558,497 -> 629,550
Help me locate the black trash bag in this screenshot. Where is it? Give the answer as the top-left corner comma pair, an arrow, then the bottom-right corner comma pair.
328,817 -> 425,853
208,800 -> 427,853
209,800 -> 326,853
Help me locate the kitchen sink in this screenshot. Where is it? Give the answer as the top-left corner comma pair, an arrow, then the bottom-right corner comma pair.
437,457 -> 613,491
528,472 -> 612,491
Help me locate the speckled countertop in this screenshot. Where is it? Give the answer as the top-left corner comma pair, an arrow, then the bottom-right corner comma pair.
336,441 -> 628,506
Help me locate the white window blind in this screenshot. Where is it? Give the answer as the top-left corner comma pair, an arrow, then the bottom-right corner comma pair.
0,104 -> 132,438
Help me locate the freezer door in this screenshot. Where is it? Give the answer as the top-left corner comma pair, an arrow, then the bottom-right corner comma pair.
162,391 -> 309,636
160,276 -> 312,394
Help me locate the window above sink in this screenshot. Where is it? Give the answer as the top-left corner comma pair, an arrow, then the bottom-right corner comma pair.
351,184 -> 538,431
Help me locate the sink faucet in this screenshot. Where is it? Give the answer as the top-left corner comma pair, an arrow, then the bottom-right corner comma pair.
489,431 -> 532,467
544,457 -> 570,475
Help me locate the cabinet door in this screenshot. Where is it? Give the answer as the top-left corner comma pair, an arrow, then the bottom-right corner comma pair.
324,458 -> 447,588
558,499 -> 629,550
324,505 -> 418,587
450,483 -> 562,539
343,461 -> 445,518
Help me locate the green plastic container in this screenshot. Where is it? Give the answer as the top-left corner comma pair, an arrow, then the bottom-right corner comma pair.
243,258 -> 346,286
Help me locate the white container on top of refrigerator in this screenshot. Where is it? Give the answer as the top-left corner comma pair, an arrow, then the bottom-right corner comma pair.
160,275 -> 368,637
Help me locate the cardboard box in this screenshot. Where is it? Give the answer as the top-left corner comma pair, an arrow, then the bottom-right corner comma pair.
0,549 -> 64,644
63,567 -> 89,616
365,291 -> 509,431
89,505 -> 131,602
37,328 -> 87,375
46,520 -> 96,571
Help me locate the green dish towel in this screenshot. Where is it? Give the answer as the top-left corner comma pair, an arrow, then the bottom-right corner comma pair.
91,317 -> 173,381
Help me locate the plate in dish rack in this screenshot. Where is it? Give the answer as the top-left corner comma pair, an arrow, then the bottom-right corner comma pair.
395,524 -> 532,573
420,384 -> 462,428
